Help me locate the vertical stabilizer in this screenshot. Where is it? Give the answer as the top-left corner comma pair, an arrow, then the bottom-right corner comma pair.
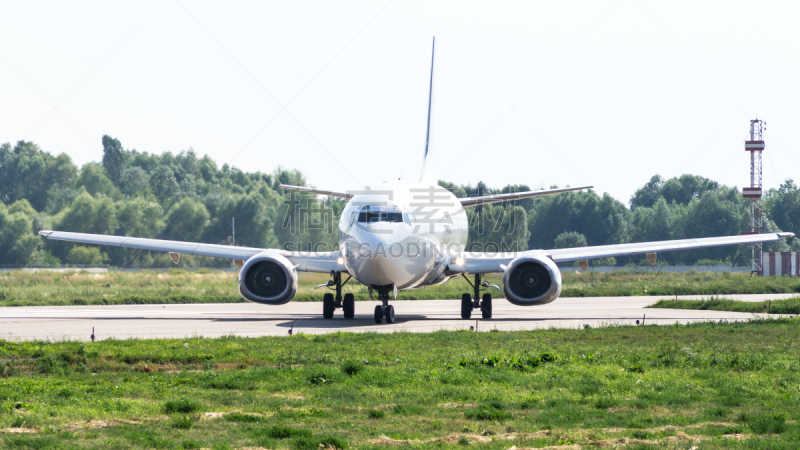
419,36 -> 435,183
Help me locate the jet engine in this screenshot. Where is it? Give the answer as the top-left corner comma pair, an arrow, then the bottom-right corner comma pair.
502,253 -> 562,306
238,252 -> 297,305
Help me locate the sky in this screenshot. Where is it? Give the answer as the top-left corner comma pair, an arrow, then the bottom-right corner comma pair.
1,1 -> 799,206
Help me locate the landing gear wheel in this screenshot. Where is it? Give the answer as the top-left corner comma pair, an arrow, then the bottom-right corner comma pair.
374,305 -> 383,324
384,305 -> 395,324
461,293 -> 472,319
481,293 -> 493,319
343,293 -> 355,319
322,293 -> 335,319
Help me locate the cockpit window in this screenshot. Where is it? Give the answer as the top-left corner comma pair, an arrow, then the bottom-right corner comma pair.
357,206 -> 407,224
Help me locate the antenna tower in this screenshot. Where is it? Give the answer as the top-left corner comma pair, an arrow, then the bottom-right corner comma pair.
742,119 -> 765,274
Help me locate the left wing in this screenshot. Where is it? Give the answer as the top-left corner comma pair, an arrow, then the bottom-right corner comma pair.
459,186 -> 592,207
39,230 -> 346,273
450,232 -> 795,273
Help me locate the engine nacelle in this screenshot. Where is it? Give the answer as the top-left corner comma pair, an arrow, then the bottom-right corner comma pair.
238,252 -> 297,305
502,253 -> 562,306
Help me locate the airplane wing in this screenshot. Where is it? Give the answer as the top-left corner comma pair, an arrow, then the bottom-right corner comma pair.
459,186 -> 592,207
38,230 -> 346,273
451,232 -> 795,273
279,184 -> 353,199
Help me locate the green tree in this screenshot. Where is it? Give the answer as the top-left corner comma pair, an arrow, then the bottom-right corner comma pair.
50,192 -> 118,261
76,164 -> 121,199
162,197 -> 209,242
0,141 -> 77,211
0,203 -> 39,266
66,246 -> 108,265
120,166 -> 150,197
102,135 -> 125,184
554,231 -> 588,249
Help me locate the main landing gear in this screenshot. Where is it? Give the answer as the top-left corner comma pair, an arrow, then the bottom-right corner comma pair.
319,272 -> 355,319
460,273 -> 499,319
372,285 -> 396,324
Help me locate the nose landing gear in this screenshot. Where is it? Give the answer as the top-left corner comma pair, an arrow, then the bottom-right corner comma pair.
460,273 -> 500,319
372,285 -> 396,324
319,272 -> 355,319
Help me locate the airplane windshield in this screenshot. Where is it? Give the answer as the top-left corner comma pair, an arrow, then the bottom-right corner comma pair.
357,207 -> 407,224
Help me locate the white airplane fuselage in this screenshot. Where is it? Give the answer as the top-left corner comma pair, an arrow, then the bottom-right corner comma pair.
338,181 -> 468,291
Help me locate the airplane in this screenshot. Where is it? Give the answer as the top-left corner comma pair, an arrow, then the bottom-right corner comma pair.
39,37 -> 794,324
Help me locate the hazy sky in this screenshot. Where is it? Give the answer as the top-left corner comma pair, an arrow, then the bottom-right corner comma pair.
2,1 -> 798,205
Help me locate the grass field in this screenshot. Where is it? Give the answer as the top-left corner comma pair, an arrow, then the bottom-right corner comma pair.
2,320 -> 800,449
1,269 -> 800,308
649,297 -> 800,315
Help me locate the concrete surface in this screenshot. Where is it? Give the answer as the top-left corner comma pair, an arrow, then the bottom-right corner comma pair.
1,293 -> 797,341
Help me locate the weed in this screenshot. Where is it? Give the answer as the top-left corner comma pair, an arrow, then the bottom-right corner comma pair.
225,412 -> 261,422
264,426 -> 313,439
309,372 -> 333,385
465,401 -> 511,421
171,416 -> 196,429
367,409 -> 385,418
164,399 -> 200,414
458,436 -> 470,445
340,360 -> 364,376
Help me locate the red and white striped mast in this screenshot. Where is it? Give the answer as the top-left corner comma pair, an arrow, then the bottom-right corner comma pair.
742,119 -> 765,274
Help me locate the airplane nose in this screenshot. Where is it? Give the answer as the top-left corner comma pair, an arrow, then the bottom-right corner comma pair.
344,225 -> 432,288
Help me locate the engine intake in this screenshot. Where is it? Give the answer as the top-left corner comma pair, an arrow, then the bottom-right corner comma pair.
238,252 -> 297,305
502,253 -> 562,306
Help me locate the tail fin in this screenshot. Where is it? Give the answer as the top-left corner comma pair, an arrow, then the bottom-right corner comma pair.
419,36 -> 435,183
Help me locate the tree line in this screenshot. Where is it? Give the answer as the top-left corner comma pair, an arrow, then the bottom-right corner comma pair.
0,137 -> 797,267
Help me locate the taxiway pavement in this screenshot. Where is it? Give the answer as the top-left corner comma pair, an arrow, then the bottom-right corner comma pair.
1,293 -> 796,341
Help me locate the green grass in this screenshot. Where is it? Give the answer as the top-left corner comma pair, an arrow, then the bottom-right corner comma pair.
2,268 -> 800,307
649,297 -> 800,315
3,320 -> 800,448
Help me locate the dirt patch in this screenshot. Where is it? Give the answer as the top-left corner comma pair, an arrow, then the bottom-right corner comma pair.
366,431 -> 551,445
600,421 -> 737,433
1,427 -> 40,434
509,446 -> 580,450
201,410 -> 272,420
438,402 -> 476,409
64,418 -> 152,431
590,431 -> 754,447
269,392 -> 305,400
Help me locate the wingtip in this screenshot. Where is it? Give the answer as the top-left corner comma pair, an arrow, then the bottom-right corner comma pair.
778,232 -> 796,238
39,230 -> 53,237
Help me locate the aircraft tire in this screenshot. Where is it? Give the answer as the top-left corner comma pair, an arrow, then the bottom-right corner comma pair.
481,293 -> 492,319
343,293 -> 355,319
461,293 -> 472,319
374,305 -> 383,324
385,305 -> 395,324
323,293 -> 335,319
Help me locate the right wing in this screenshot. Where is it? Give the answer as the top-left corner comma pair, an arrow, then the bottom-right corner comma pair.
39,230 -> 347,273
